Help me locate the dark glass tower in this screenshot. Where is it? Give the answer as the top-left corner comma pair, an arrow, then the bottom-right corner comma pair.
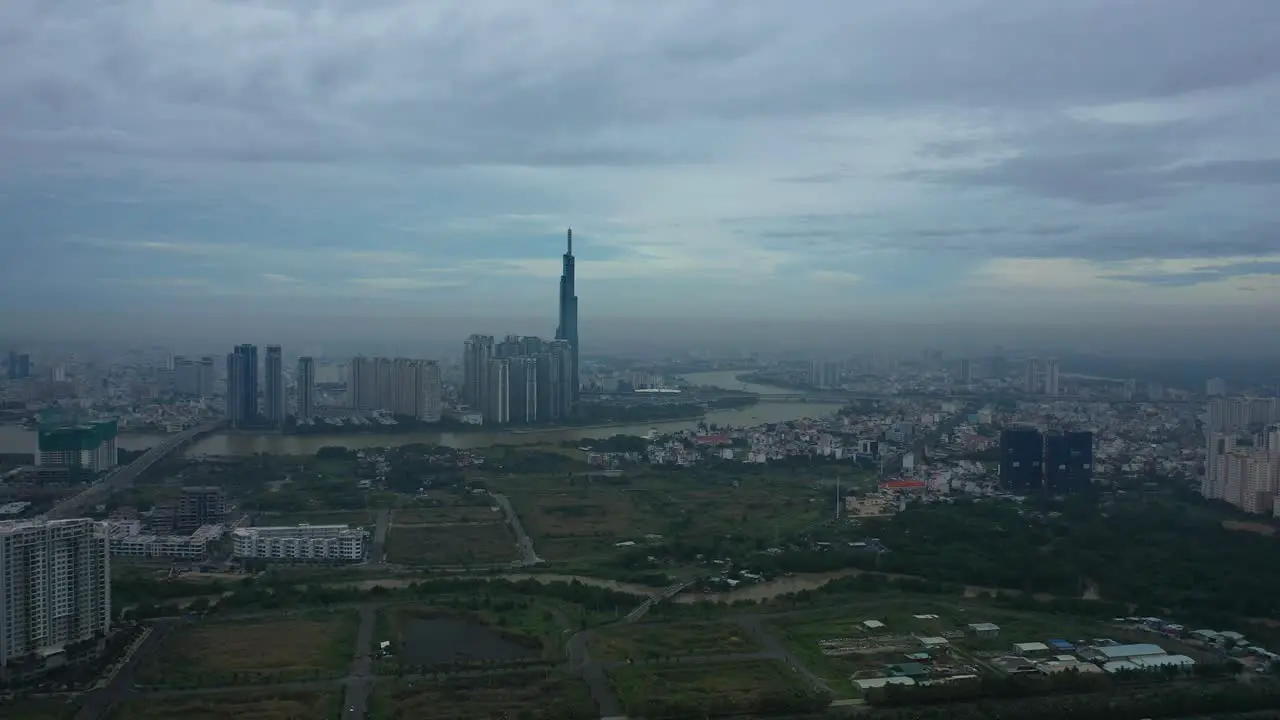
555,228 -> 579,411
1044,431 -> 1094,494
1000,426 -> 1043,492
226,344 -> 259,428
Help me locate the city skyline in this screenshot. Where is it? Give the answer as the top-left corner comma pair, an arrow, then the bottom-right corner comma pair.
1,1 -> 1279,329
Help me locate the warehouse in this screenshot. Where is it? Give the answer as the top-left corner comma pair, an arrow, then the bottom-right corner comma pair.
1080,643 -> 1167,663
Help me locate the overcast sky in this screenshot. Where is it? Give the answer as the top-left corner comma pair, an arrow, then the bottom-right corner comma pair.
3,0 -> 1280,347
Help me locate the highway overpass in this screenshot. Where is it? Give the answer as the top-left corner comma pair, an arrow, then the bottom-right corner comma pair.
47,420 -> 226,519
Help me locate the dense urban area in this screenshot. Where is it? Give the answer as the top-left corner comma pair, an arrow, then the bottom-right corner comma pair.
3,312 -> 1280,719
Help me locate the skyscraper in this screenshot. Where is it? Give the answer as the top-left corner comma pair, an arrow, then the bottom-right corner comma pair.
391,358 -> 420,417
1043,358 -> 1060,397
555,228 -> 579,412
1023,358 -> 1040,394
510,356 -> 539,424
1044,431 -> 1093,493
418,360 -> 442,422
547,339 -> 574,421
296,356 -> 316,421
463,335 -> 494,413
225,344 -> 258,428
264,345 -> 285,426
0,518 -> 111,675
348,356 -> 376,412
486,358 -> 511,424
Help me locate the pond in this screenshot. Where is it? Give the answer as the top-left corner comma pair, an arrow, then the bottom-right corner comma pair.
400,615 -> 538,665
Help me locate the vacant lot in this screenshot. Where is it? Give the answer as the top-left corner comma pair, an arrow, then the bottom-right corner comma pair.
378,605 -> 539,666
385,522 -> 517,565
505,472 -> 830,561
1223,520 -> 1277,536
373,672 -> 595,719
138,613 -> 356,686
112,690 -> 339,720
255,510 -> 374,527
392,503 -> 499,525
589,621 -> 760,661
608,659 -> 816,717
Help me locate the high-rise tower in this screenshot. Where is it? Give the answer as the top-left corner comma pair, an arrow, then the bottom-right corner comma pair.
555,228 -> 579,411
264,345 -> 285,426
296,356 -> 316,421
226,344 -> 259,428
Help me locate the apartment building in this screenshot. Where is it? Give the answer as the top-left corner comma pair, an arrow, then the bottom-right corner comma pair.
231,524 -> 365,562
107,522 -> 223,560
0,519 -> 111,678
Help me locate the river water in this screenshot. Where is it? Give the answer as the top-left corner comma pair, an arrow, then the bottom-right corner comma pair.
0,371 -> 840,457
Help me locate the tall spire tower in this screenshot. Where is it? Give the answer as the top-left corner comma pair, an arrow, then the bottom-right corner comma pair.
556,228 -> 580,411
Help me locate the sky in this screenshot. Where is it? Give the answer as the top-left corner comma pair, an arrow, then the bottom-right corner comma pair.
2,0 -> 1280,352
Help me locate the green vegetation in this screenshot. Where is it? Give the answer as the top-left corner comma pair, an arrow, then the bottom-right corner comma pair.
0,699 -> 78,720
588,620 -> 759,661
136,611 -> 357,687
372,672 -> 596,720
864,497 -> 1280,620
385,522 -> 518,566
255,509 -> 374,527
108,690 -> 340,720
607,659 -> 830,719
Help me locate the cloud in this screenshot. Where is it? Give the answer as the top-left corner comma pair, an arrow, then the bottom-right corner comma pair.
3,1 -> 1280,321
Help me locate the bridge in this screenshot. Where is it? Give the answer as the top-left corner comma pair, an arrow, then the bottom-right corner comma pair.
47,419 -> 226,519
624,577 -> 699,623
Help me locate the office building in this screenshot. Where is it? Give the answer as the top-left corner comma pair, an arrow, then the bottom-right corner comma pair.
37,420 -> 117,474
263,345 -> 285,426
1206,377 -> 1227,397
555,229 -> 580,411
463,335 -> 494,413
1043,358 -> 1060,397
231,524 -> 365,562
1044,431 -> 1093,493
296,356 -> 316,421
510,356 -> 539,424
0,519 -> 111,678
486,358 -> 511,424
1023,358 -> 1040,394
225,344 -> 259,427
6,351 -> 31,380
172,356 -> 216,397
1000,426 -> 1044,492
418,360 -> 442,422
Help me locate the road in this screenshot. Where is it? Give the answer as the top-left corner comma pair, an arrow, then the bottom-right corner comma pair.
49,420 -> 226,520
74,624 -> 169,720
490,492 -> 543,566
341,606 -> 376,719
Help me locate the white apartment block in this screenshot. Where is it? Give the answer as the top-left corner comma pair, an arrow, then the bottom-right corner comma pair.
0,519 -> 111,674
108,522 -> 224,560
1204,437 -> 1280,515
232,524 -> 365,562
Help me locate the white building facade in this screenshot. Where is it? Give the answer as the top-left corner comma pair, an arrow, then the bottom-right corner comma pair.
232,524 -> 365,562
0,519 -> 111,673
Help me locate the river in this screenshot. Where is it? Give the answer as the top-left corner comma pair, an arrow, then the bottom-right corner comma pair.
0,371 -> 839,457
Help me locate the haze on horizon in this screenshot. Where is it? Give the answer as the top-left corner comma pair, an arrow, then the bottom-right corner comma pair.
3,1 -> 1280,356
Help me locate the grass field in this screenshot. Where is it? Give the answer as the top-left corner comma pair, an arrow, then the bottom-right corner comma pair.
499,472 -> 831,561
137,612 -> 357,687
372,672 -> 596,719
588,620 -> 760,661
0,699 -> 78,720
391,503 -> 500,525
110,690 -> 340,720
607,659 -> 815,716
384,523 -> 517,565
255,510 -> 375,527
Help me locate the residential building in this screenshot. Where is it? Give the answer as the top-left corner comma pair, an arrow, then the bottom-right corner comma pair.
348,356 -> 375,412
1023,358 -> 1040,394
535,350 -> 564,423
0,519 -> 111,677
176,487 -> 226,532
391,358 -> 419,417
548,339 -> 575,421
486,358 -> 511,424
263,345 -> 285,426
296,356 -> 316,421
6,351 -> 31,380
1206,377 -> 1227,397
108,522 -> 223,560
462,335 -> 494,413
1043,358 -> 1060,396
231,524 -> 365,562
37,420 -> 117,474
375,357 -> 393,411
510,356 -> 539,424
418,360 -> 442,422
